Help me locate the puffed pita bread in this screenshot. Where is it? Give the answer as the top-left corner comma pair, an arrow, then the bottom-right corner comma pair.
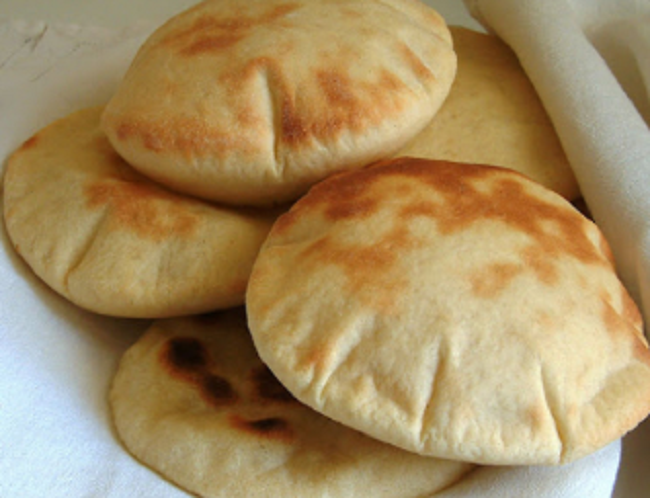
396,27 -> 580,200
246,157 -> 650,465
3,107 -> 279,318
109,310 -> 474,498
101,0 -> 457,206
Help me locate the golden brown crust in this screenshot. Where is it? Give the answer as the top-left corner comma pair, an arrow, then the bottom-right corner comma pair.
110,310 -> 474,497
101,0 -> 457,206
3,107 -> 280,317
247,157 -> 650,465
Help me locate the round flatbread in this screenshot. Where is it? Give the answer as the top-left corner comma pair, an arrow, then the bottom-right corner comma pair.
109,310 -> 474,498
396,26 -> 580,200
101,0 -> 457,206
246,157 -> 650,465
3,107 -> 280,318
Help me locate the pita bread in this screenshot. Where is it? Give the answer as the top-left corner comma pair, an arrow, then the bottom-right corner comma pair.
396,27 -> 580,200
109,310 -> 474,497
246,157 -> 650,465
3,107 -> 279,318
101,0 -> 456,206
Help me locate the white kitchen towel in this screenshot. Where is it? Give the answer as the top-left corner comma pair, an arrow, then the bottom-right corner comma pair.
0,15 -> 627,498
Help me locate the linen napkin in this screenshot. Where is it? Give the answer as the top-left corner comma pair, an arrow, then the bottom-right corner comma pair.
0,13 -> 626,498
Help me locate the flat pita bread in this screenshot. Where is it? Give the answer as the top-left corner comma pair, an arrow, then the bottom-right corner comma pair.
3,107 -> 279,318
101,0 -> 457,206
396,27 -> 580,200
109,310 -> 474,497
246,157 -> 650,465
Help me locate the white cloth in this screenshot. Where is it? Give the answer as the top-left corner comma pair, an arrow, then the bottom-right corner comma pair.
0,8 -> 641,497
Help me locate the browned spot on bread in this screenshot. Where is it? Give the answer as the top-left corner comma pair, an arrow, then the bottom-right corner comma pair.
159,333 -> 306,422
114,120 -> 165,152
18,134 -> 40,151
160,337 -> 240,407
317,69 -> 358,108
521,246 -> 560,287
470,262 -> 522,298
272,176 -> 379,234
525,401 -> 550,432
112,112 -> 260,158
222,52 -> 408,148
84,176 -> 200,241
389,160 -> 604,269
301,224 -> 416,312
161,3 -> 300,57
229,414 -> 295,442
165,337 -> 209,372
394,159 -> 608,295
281,158 -> 612,299
272,167 -> 383,235
252,365 -> 297,403
399,42 -> 435,81
180,33 -> 245,56
202,374 -> 239,407
273,63 -> 389,146
111,2 -> 424,159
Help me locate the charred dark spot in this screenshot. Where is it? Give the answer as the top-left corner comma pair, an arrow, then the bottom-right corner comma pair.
161,337 -> 239,408
202,374 -> 238,406
165,337 -> 209,372
252,366 -> 297,403
248,417 -> 289,433
229,414 -> 295,442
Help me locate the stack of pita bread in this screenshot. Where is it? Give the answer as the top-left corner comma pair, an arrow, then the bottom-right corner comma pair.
4,0 -> 650,496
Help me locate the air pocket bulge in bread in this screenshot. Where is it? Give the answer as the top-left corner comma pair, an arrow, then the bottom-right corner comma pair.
110,310 -> 474,498
3,107 -> 281,318
101,0 -> 457,206
396,26 -> 580,201
246,157 -> 650,466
